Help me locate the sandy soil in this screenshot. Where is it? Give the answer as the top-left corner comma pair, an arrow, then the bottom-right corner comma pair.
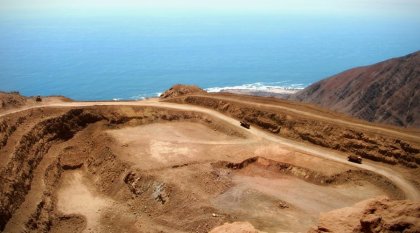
57,171 -> 112,233
212,171 -> 385,232
107,122 -> 255,169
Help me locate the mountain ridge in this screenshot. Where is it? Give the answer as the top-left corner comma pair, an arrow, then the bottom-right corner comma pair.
291,51 -> 420,128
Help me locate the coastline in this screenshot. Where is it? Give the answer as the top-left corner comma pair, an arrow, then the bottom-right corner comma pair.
122,86 -> 302,101
205,82 -> 304,99
214,88 -> 301,99
2,82 -> 304,102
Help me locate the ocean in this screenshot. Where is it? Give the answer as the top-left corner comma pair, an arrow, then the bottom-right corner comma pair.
1,13 -> 419,100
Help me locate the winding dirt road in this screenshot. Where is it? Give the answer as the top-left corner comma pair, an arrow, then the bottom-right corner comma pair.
187,95 -> 420,142
1,99 -> 419,201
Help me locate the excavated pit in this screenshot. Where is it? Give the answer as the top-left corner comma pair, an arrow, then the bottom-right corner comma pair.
0,105 -> 416,233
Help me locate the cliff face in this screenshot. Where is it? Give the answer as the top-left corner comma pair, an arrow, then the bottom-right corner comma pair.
292,51 -> 420,128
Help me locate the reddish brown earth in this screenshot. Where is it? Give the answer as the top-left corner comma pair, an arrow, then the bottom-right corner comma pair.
0,92 -> 71,114
0,92 -> 27,110
291,51 -> 420,128
160,84 -> 206,99
214,196 -> 420,233
309,196 -> 420,233
0,88 -> 419,233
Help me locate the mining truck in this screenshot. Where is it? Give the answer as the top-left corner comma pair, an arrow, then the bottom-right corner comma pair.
240,121 -> 250,129
348,155 -> 362,164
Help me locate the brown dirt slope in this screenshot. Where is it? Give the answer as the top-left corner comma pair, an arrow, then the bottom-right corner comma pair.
210,197 -> 420,233
0,109 -> 104,230
309,196 -> 420,233
291,51 -> 420,128
160,84 -> 206,99
0,92 -> 27,110
0,92 -> 72,115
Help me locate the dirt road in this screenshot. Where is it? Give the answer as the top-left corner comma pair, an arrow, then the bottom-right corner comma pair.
186,95 -> 420,142
1,99 -> 419,201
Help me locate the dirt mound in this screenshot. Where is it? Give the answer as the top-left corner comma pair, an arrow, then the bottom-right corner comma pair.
309,196 -> 420,233
291,51 -> 420,128
209,221 -> 266,233
0,91 -> 27,110
160,84 -> 206,99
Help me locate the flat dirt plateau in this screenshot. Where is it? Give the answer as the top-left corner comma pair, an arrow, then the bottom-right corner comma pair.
1,91 -> 420,232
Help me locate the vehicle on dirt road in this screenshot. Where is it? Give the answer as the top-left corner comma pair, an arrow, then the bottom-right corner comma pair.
348,155 -> 362,164
240,121 -> 250,129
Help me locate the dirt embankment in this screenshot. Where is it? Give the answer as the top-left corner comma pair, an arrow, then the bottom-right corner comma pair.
0,91 -> 72,116
166,95 -> 420,168
160,84 -> 206,99
0,109 -> 104,230
0,115 -> 26,149
215,156 -> 404,199
210,196 -> 420,233
0,92 -> 27,111
309,196 -> 420,233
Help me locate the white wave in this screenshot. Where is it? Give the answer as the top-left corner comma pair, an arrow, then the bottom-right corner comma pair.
129,92 -> 162,100
129,95 -> 146,100
112,98 -> 121,101
205,82 -> 306,93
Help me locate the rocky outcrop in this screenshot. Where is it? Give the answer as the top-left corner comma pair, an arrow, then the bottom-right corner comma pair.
291,51 -> 420,128
309,196 -> 420,233
160,84 -> 206,99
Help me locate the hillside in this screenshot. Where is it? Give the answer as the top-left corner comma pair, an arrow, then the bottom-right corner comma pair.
291,51 -> 420,128
0,92 -> 27,110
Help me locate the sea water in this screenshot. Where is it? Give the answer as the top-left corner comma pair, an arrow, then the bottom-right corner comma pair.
1,12 -> 419,100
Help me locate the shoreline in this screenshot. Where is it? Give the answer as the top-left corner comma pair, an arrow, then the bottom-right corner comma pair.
114,86 -> 302,101
216,88 -> 301,99
1,85 -> 303,102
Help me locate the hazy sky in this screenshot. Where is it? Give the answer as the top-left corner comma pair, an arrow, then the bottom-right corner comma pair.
1,0 -> 420,18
